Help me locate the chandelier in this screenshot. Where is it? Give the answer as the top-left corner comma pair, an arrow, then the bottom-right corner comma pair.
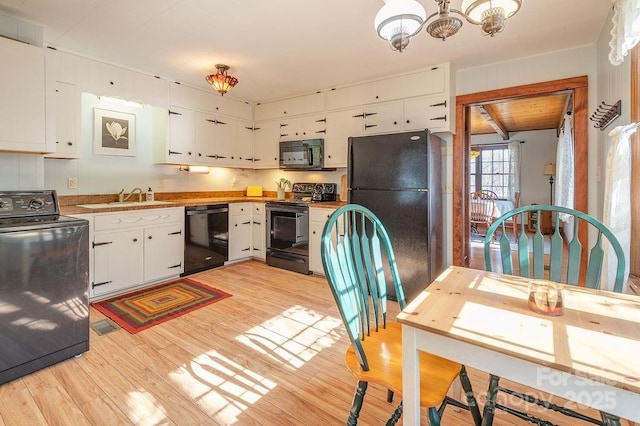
205,64 -> 238,96
374,0 -> 523,52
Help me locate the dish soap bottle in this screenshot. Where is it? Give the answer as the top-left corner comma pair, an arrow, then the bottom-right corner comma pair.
146,187 -> 154,202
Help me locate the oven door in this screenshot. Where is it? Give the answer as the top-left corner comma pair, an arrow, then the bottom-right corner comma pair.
266,204 -> 310,274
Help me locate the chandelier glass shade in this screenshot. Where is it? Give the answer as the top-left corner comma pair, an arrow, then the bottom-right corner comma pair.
375,0 -> 522,51
205,64 -> 238,96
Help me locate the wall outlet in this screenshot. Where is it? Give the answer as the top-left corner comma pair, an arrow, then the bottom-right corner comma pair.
68,177 -> 78,189
158,178 -> 165,188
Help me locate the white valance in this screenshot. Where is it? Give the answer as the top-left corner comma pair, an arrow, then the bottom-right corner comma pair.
609,0 -> 640,65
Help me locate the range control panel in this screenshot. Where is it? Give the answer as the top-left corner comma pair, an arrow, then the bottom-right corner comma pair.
0,190 -> 59,218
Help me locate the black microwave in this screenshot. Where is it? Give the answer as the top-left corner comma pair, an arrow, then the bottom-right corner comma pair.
279,139 -> 324,170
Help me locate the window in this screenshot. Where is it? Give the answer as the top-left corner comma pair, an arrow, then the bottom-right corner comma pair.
469,145 -> 512,199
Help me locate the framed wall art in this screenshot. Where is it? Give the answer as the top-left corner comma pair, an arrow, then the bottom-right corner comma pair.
94,108 -> 136,156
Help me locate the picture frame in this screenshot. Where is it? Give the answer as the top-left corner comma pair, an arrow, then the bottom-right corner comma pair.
93,108 -> 136,156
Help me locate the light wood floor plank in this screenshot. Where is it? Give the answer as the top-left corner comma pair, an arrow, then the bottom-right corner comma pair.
0,260 -> 633,425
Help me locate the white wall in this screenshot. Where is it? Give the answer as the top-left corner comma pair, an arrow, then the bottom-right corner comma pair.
0,153 -> 44,190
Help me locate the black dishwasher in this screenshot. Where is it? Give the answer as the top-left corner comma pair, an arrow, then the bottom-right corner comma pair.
182,204 -> 229,275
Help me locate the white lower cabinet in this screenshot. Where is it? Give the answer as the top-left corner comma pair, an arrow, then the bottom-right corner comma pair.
309,207 -> 337,275
89,207 -> 184,299
251,203 -> 266,260
229,203 -> 252,261
143,224 -> 184,282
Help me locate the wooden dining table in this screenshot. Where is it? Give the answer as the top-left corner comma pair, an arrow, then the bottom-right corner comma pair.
398,266 -> 640,425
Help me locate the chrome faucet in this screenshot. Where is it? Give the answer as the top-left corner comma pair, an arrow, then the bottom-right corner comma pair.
119,187 -> 143,203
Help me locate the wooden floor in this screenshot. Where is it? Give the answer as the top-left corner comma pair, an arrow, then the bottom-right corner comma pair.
0,260 -> 632,425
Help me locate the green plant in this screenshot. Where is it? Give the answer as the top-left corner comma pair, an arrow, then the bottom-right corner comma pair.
275,178 -> 291,189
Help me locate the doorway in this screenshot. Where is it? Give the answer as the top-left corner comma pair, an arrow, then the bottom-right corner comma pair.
452,76 -> 589,269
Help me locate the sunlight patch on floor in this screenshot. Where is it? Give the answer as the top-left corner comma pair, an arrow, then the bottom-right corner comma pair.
126,391 -> 169,425
169,349 -> 277,423
236,305 -> 343,369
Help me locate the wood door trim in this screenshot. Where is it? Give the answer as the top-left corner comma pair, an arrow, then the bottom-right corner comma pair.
453,76 -> 589,271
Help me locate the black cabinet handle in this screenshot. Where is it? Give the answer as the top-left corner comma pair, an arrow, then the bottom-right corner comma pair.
352,113 -> 365,118
280,134 -> 288,138
133,238 -> 138,242
206,154 -> 227,159
317,129 -> 326,134
365,124 -> 377,129
92,281 -> 112,289
242,221 -> 251,225
431,115 -> 447,121
168,110 -> 182,116
280,123 -> 289,128
316,118 -> 327,123
92,241 -> 112,248
67,141 -> 73,146
168,263 -> 182,269
430,100 -> 447,108
148,236 -> 152,240
168,230 -> 182,235
245,126 -> 254,131
168,150 -> 182,155
253,221 -> 261,225
242,247 -> 250,252
364,112 -> 377,117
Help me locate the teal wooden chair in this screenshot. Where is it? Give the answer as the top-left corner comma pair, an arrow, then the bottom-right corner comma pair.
483,204 -> 626,426
321,204 -> 482,426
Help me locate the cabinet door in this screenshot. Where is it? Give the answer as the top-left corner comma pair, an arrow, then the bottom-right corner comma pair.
92,229 -> 144,298
253,120 -> 280,169
364,101 -> 403,135
300,114 -> 327,140
251,203 -> 266,259
166,106 -> 196,164
195,112 -> 236,167
404,95 -> 450,132
0,37 -> 49,153
325,108 -> 364,168
45,81 -> 80,158
229,204 -> 252,261
309,208 -> 337,274
236,120 -> 255,167
278,117 -> 301,142
144,224 -> 184,282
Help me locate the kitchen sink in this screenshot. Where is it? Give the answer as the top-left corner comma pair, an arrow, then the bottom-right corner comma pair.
77,200 -> 175,209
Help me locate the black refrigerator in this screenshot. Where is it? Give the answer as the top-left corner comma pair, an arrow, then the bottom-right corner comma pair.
348,129 -> 443,303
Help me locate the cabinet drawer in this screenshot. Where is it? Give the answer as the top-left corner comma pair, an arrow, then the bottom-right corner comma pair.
310,207 -> 337,223
94,207 -> 183,231
230,203 -> 251,216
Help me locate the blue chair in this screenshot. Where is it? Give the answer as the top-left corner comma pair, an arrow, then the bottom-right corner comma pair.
483,204 -> 626,426
321,204 -> 482,425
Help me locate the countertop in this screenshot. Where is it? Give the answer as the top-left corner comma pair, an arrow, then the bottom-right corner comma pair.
60,193 -> 345,216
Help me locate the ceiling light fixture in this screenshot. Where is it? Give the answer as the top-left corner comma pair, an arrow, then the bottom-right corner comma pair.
205,64 -> 238,96
374,0 -> 522,52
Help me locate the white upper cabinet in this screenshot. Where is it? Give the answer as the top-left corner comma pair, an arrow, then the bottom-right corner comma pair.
325,108 -> 364,168
169,82 -> 252,120
326,63 -> 450,111
236,120 -> 255,167
153,106 -> 196,164
253,119 -> 280,169
194,111 -> 237,167
254,92 -> 325,121
45,81 -> 80,159
300,114 -> 327,140
364,101 -> 403,135
403,95 -> 450,132
0,36 -> 52,153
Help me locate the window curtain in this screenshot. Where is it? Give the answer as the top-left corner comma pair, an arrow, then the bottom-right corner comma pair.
609,0 -> 640,65
602,123 -> 638,292
507,141 -> 521,202
555,114 -> 574,222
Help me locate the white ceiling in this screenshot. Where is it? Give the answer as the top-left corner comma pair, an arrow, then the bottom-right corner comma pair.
0,0 -> 612,103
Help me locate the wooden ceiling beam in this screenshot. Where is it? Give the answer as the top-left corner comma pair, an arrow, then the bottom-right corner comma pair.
476,104 -> 510,140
